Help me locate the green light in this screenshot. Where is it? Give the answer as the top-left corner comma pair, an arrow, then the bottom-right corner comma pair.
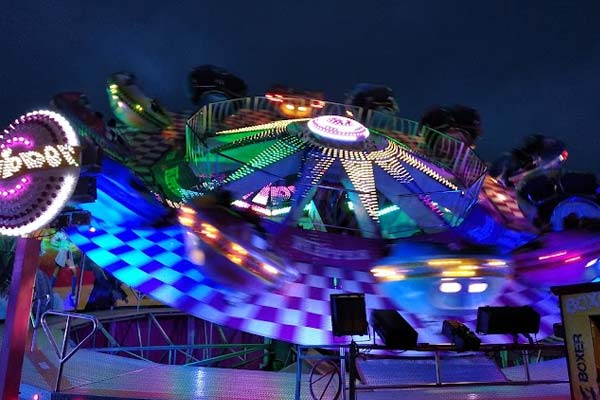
378,205 -> 399,216
224,138 -> 305,184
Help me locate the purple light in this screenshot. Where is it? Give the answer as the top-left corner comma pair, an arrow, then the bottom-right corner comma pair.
0,175 -> 31,199
3,135 -> 34,150
307,115 -> 369,142
0,131 -> 34,198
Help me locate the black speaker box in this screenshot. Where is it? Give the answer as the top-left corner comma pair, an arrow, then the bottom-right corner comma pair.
370,309 -> 417,349
330,293 -> 368,336
553,322 -> 565,339
476,306 -> 540,335
442,319 -> 481,351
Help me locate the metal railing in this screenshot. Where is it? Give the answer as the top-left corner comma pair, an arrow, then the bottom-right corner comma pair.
185,97 -> 487,195
295,342 -> 567,400
40,310 -> 99,392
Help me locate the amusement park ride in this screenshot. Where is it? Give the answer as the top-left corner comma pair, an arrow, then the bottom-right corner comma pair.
0,65 -> 599,399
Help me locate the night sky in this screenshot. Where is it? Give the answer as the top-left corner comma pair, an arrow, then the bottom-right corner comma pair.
2,1 -> 599,173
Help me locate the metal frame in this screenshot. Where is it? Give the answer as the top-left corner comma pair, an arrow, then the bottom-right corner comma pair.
68,308 -> 274,368
185,97 -> 487,190
295,342 -> 567,400
40,310 -> 99,392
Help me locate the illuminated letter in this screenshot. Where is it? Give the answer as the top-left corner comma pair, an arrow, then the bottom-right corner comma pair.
43,146 -> 62,167
19,151 -> 46,169
56,145 -> 78,166
2,156 -> 22,179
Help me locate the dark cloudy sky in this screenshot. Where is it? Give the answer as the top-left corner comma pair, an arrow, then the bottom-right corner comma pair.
2,1 -> 599,172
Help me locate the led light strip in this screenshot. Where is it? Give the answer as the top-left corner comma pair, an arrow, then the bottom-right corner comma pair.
224,137 -> 305,183
216,119 -> 307,135
341,159 -> 379,221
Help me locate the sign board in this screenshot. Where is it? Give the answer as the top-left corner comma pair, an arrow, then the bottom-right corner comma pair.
552,282 -> 600,400
0,110 -> 81,236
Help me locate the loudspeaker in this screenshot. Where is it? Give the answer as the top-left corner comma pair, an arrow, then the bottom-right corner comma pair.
553,322 -> 565,339
442,319 -> 481,352
330,293 -> 368,336
476,306 -> 540,335
370,310 -> 417,349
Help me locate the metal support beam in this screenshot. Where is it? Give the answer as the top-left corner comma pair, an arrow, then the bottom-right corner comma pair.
0,237 -> 40,400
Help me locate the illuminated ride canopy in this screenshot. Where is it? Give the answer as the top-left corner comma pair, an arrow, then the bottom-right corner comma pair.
187,105 -> 487,240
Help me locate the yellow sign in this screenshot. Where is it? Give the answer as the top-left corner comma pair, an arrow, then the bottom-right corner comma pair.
0,144 -> 80,180
554,284 -> 600,400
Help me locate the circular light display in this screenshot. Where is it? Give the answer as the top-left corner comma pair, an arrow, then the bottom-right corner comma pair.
0,110 -> 81,236
307,115 -> 369,143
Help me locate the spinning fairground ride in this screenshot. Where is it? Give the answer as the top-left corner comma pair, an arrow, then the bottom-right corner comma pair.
2,68 -> 600,382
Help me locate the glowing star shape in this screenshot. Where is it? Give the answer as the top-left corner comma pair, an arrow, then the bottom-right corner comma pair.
307,115 -> 369,142
0,110 -> 81,237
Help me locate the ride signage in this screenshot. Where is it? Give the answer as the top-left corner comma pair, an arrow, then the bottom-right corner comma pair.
0,144 -> 80,179
0,110 -> 81,236
552,283 -> 600,400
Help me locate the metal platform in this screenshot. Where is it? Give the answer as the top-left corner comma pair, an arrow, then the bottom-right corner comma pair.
8,317 -> 572,400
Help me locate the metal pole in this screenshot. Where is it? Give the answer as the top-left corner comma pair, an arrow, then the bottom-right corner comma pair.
55,315 -> 72,392
349,341 -> 357,400
523,350 -> 531,383
339,346 -> 347,400
434,350 -> 442,385
295,345 -> 302,400
75,253 -> 86,309
30,297 -> 42,352
0,237 -> 40,400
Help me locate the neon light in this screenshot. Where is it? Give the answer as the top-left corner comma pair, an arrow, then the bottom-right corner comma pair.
564,256 -> 582,263
378,205 -> 399,216
428,259 -> 463,266
468,282 -> 488,293
0,175 -> 30,199
441,270 -> 476,277
538,251 -> 567,261
230,243 -> 248,255
265,93 -> 284,102
586,258 -> 598,268
307,115 -> 369,142
485,260 -> 507,266
439,282 -> 462,293
370,267 -> 406,281
262,263 -> 279,275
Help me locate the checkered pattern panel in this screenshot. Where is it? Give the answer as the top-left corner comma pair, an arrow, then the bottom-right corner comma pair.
116,112 -> 188,190
479,176 -> 536,232
68,223 -> 561,346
